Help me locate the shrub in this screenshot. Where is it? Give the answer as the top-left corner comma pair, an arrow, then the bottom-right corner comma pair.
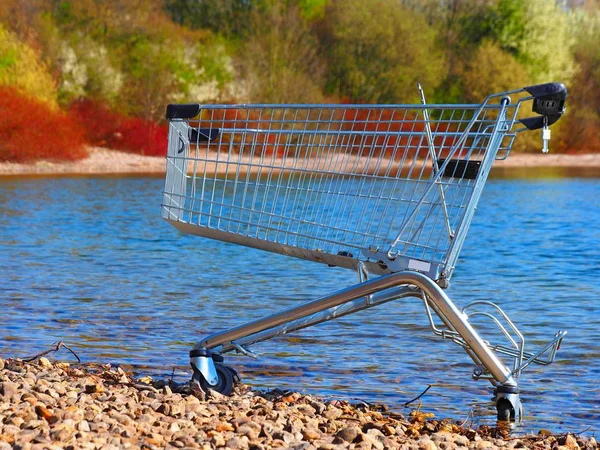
110,117 -> 169,157
0,24 -> 58,107
69,98 -> 168,156
0,87 -> 87,162
69,98 -> 124,145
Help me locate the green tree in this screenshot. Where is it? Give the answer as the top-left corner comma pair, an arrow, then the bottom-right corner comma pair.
238,3 -> 326,103
461,0 -> 576,83
460,40 -> 529,102
561,8 -> 600,152
323,0 -> 444,103
0,24 -> 58,107
164,0 -> 255,36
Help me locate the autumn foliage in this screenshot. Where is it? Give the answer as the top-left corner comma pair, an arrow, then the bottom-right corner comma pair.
69,99 -> 168,157
0,87 -> 87,162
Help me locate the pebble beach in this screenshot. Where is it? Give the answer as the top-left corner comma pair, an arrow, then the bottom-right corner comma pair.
1,148 -> 599,177
0,357 -> 597,450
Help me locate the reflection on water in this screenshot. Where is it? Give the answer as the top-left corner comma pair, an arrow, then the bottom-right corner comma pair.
0,172 -> 599,433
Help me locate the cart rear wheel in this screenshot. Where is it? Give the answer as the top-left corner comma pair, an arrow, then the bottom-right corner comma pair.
496,399 -> 514,421
192,362 -> 234,395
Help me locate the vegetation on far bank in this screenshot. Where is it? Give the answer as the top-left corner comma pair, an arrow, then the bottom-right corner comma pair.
1,0 -> 599,162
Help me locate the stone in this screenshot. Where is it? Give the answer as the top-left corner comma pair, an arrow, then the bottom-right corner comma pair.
35,404 -> 55,422
565,434 -> 581,450
210,432 -> 226,447
301,426 -> 322,441
418,437 -> 438,450
226,436 -> 250,449
0,358 -> 4,370
360,432 -> 385,450
453,435 -> 469,446
322,406 -> 342,420
237,425 -> 259,441
335,426 -> 361,443
38,357 -> 53,368
1,381 -> 18,400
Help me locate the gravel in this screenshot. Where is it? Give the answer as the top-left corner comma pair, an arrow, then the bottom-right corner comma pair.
0,357 -> 596,450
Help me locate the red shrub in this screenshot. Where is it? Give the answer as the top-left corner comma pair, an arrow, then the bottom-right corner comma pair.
0,87 -> 87,162
69,98 -> 168,157
109,117 -> 168,157
68,98 -> 124,146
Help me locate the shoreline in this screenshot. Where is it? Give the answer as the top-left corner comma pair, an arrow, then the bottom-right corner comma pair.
1,147 -> 599,177
1,357 -> 596,449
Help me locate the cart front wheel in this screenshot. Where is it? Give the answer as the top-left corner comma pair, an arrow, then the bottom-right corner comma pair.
192,362 -> 234,395
496,399 -> 514,421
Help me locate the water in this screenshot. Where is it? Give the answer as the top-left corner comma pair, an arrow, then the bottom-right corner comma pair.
1,172 -> 599,433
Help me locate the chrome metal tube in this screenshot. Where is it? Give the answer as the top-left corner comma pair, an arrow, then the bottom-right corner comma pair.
214,285 -> 421,353
198,271 -> 515,386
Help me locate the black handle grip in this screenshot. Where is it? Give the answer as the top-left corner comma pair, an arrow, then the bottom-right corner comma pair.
166,104 -> 201,120
519,82 -> 567,130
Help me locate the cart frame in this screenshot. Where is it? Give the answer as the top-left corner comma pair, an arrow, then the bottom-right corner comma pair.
162,82 -> 568,421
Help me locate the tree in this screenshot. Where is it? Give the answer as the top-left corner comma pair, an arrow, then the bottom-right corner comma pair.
460,40 -> 529,102
0,24 -> 57,107
560,9 -> 600,152
461,0 -> 576,84
322,0 -> 444,103
164,0 -> 255,36
238,3 -> 326,103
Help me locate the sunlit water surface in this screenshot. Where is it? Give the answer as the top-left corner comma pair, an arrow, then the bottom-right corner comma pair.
1,170 -> 598,433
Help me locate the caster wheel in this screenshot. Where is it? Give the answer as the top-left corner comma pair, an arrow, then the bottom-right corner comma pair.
192,362 -> 234,395
225,365 -> 241,384
496,399 -> 514,421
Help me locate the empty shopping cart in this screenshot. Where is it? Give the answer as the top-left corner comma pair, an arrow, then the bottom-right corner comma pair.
162,82 -> 568,420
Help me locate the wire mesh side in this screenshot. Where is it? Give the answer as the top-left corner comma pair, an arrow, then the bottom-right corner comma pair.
162,103 -> 516,277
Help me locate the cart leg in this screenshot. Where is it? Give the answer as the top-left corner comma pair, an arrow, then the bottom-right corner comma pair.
190,271 -> 522,418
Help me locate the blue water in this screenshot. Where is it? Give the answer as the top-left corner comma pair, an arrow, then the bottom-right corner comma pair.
1,173 -> 599,433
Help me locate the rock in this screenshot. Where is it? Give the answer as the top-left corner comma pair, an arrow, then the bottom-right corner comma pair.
78,420 -> 91,432
272,430 -> 296,444
1,381 -> 18,400
226,436 -> 250,449
34,404 -> 56,422
38,357 -> 52,368
0,357 -> 4,370
476,440 -> 493,449
418,437 -> 438,450
216,422 -> 235,432
360,432 -> 385,450
335,426 -> 361,443
302,426 -> 322,441
453,434 -> 469,446
237,425 -> 259,441
432,432 -> 454,443
564,434 -> 581,450
85,383 -> 103,394
156,403 -> 171,415
315,443 -> 336,450
323,406 -> 342,420
209,431 -> 226,447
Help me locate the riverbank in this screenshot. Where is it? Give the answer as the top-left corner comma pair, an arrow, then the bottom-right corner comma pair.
1,147 -> 600,177
0,357 -> 596,450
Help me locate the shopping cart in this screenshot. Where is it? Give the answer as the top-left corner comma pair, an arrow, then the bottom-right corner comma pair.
162,82 -> 567,421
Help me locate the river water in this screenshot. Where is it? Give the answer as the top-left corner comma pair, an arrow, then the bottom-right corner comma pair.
1,171 -> 598,433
